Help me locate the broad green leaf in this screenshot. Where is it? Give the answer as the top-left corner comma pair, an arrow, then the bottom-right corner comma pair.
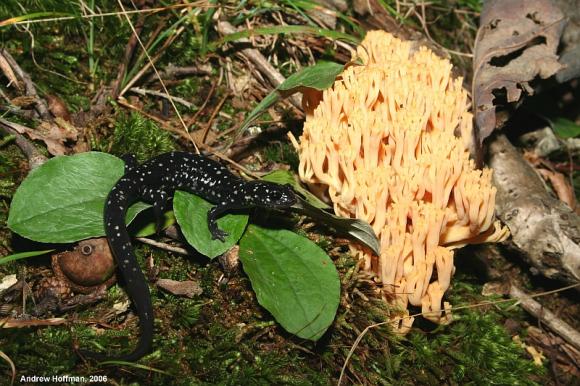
262,170 -> 380,256
239,225 -> 340,340
173,191 -> 248,259
0,250 -> 54,266
551,117 -> 580,139
235,61 -> 344,141
8,152 -> 149,243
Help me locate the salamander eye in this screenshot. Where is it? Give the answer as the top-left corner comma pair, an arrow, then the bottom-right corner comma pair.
271,191 -> 283,200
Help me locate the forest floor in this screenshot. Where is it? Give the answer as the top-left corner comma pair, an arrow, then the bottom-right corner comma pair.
0,1 -> 578,385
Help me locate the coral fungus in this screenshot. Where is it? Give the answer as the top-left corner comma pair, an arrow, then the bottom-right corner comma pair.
289,31 -> 508,332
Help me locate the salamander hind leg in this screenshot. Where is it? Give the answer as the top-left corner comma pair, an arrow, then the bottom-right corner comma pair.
152,190 -> 170,234
207,206 -> 229,242
141,187 -> 170,234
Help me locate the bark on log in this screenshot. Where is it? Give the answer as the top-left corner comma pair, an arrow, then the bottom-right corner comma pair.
488,134 -> 580,284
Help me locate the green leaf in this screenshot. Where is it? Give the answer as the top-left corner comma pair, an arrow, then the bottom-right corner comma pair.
173,191 -> 248,259
235,61 -> 344,141
235,91 -> 280,143
262,170 -> 380,256
7,152 -> 149,243
293,196 -> 381,256
551,117 -> 580,139
278,61 -> 345,91
239,225 -> 340,340
0,250 -> 54,266
132,211 -> 176,238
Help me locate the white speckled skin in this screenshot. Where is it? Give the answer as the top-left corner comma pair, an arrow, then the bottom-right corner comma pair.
89,152 -> 296,361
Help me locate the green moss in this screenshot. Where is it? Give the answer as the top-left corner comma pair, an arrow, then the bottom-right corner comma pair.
395,310 -> 543,384
107,112 -> 176,161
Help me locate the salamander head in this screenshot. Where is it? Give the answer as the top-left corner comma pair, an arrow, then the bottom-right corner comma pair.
240,181 -> 296,208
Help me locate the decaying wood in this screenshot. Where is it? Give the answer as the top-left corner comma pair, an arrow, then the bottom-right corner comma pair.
510,285 -> 580,352
553,0 -> 580,82
488,134 -> 580,285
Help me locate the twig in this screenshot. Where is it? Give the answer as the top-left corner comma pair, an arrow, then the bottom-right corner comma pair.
226,122 -> 293,160
0,350 -> 15,386
185,78 -> 219,128
129,87 -> 194,108
216,21 -> 302,110
210,151 -> 260,179
144,64 -> 212,83
414,1 -> 473,58
201,91 -> 229,144
117,25 -> 184,99
0,49 -> 52,119
0,118 -> 47,169
135,237 -> 189,255
509,285 -> 580,352
0,317 -> 67,328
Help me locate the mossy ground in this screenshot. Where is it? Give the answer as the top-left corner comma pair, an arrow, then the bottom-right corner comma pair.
0,1 -> 574,385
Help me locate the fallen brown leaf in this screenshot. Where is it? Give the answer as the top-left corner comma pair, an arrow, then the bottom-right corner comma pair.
473,0 -> 566,143
46,94 -> 72,122
537,168 -> 577,210
12,117 -> 78,155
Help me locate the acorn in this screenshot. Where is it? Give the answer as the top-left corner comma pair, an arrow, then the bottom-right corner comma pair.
52,238 -> 117,294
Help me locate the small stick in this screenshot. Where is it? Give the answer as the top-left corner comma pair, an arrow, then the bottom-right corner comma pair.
0,49 -> 51,119
144,64 -> 212,83
201,91 -> 229,144
129,87 -> 194,108
135,237 -> 189,255
117,26 -> 184,98
510,285 -> 580,352
111,15 -> 145,99
185,73 -> 220,128
0,118 -> 47,168
0,317 -> 66,328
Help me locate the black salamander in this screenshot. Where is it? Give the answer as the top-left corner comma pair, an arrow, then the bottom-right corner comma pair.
88,152 -> 296,361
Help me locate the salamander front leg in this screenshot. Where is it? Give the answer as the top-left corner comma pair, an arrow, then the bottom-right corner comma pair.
121,154 -> 138,174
